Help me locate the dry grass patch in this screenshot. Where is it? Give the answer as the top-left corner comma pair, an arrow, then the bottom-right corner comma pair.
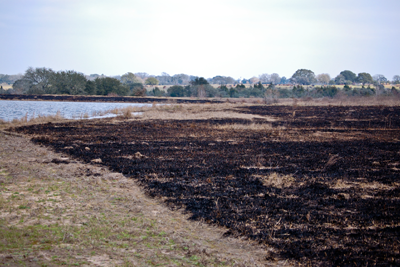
253,173 -> 295,189
138,103 -> 271,121
0,111 -> 69,131
0,132 -> 272,266
214,123 -> 280,131
331,179 -> 398,191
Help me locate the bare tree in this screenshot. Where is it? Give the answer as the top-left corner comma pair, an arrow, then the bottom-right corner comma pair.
258,73 -> 270,84
173,74 -> 191,85
373,74 -> 387,84
145,77 -> 159,85
317,73 -> 331,85
249,76 -> 260,84
134,72 -> 150,80
18,67 -> 55,94
270,73 -> 281,84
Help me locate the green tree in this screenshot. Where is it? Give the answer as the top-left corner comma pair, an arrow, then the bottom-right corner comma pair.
145,77 -> 159,85
209,76 -> 236,85
121,72 -> 142,85
190,77 -> 209,85
278,88 -> 291,98
356,72 -> 373,85
229,88 -> 238,97
254,81 -> 264,89
339,70 -> 357,82
167,85 -> 185,97
280,76 -> 288,84
334,74 -> 346,84
50,71 -> 87,95
94,77 -> 129,96
393,75 -> 400,84
85,80 -> 96,95
190,77 -> 209,98
290,69 -> 317,85
149,87 -> 165,97
292,85 -> 306,97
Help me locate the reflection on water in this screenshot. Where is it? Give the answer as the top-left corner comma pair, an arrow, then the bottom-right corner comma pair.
0,100 -> 151,121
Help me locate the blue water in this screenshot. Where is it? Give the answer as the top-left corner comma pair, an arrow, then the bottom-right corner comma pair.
0,100 -> 151,121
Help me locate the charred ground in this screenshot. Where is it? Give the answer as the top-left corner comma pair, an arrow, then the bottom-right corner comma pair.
12,105 -> 400,266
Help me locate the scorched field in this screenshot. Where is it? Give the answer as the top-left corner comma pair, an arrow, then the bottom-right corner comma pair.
12,104 -> 400,266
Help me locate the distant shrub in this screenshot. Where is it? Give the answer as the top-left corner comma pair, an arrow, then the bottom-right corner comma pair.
27,87 -> 46,95
229,88 -> 238,98
310,86 -> 338,98
167,85 -> 185,97
147,87 -> 165,97
359,87 -> 375,96
130,83 -> 146,96
278,88 -> 291,98
391,87 -> 400,96
95,77 -> 129,96
204,85 -> 218,97
292,85 -> 306,98
0,86 -> 9,95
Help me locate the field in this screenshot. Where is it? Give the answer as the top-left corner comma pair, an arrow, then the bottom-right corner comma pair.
4,100 -> 400,266
0,83 -> 12,90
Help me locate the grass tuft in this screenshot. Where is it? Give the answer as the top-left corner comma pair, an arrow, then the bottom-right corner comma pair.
255,173 -> 295,188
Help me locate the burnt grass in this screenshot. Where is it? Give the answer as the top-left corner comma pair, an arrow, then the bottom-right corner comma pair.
12,105 -> 400,266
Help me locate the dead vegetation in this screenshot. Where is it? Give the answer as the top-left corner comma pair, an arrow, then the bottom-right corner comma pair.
2,98 -> 400,266
0,132 -> 272,266
0,111 -> 68,129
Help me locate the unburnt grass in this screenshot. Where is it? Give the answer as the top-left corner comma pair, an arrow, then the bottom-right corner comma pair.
5,98 -> 400,266
0,132 -> 271,266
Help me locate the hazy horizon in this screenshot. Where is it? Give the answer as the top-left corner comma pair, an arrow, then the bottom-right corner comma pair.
1,0 -> 399,80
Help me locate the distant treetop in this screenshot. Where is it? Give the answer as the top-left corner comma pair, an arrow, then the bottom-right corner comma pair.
290,69 -> 317,85
190,77 -> 209,85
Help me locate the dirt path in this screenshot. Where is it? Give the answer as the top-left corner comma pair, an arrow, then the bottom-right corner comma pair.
0,131 -> 282,266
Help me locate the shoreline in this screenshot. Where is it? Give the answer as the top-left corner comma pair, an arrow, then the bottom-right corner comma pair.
2,101 -> 400,266
0,94 -> 223,104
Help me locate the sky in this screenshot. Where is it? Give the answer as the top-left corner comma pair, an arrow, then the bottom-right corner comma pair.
1,0 -> 399,80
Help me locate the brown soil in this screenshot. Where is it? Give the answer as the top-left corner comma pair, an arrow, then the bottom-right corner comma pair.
7,104 -> 400,266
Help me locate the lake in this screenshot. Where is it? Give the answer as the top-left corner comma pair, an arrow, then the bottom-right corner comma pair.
0,100 -> 151,122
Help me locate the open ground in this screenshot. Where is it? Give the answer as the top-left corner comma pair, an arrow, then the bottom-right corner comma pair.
1,97 -> 400,266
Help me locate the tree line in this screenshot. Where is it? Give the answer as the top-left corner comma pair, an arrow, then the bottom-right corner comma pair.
1,67 -> 399,98
156,81 -> 397,99
2,68 -> 146,96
